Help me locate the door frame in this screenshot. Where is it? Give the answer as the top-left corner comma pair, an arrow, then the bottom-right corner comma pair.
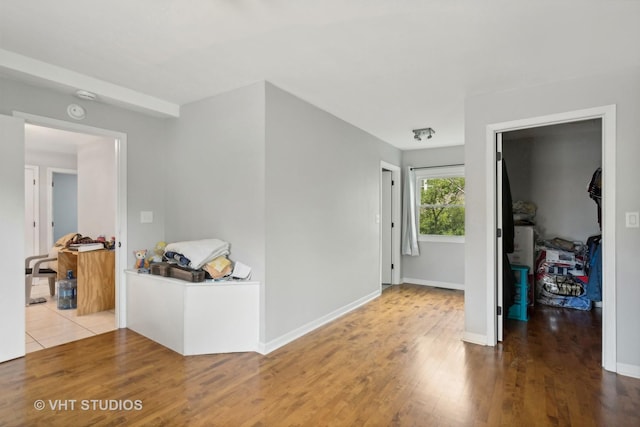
380,161 -> 402,286
14,111 -> 129,329
47,168 -> 77,249
485,105 -> 616,372
24,164 -> 40,257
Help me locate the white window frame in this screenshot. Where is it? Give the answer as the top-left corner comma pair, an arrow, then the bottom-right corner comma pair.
416,165 -> 465,243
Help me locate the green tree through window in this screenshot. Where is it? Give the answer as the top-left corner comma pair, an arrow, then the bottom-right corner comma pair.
419,177 -> 465,236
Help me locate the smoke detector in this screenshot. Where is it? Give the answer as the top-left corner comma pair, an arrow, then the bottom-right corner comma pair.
67,104 -> 86,120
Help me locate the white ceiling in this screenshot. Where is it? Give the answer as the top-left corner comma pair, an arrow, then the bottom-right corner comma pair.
2,1 -> 639,150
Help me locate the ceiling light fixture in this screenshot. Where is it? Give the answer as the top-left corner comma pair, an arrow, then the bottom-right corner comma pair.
412,127 -> 435,141
75,89 -> 97,101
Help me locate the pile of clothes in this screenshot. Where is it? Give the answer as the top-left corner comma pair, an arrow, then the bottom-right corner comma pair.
161,238 -> 251,281
534,238 -> 591,310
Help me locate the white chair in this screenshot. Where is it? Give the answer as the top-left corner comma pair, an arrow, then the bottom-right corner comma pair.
25,254 -> 57,305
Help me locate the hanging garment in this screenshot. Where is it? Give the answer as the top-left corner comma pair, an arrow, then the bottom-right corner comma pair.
588,167 -> 602,229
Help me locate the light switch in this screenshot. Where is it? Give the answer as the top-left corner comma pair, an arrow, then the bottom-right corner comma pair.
140,211 -> 154,224
625,212 -> 639,228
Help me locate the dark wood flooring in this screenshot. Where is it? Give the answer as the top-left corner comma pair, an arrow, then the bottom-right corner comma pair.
0,284 -> 638,426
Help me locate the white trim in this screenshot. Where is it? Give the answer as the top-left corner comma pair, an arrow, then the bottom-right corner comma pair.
380,161 -> 402,285
13,111 -> 129,330
1,49 -> 179,118
46,167 -> 77,249
259,289 -> 381,354
462,331 -> 488,346
617,363 -> 640,380
414,165 -> 464,178
418,235 -> 465,243
484,105 -> 617,373
24,164 -> 40,255
402,278 -> 464,291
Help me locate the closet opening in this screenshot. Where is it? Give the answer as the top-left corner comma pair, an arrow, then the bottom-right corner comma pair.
500,119 -> 603,352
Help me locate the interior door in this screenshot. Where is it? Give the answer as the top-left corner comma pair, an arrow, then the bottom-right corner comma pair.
496,133 -> 504,341
24,166 -> 38,258
0,114 -> 26,362
381,170 -> 392,284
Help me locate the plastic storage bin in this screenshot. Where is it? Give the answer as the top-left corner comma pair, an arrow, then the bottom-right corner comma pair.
57,270 -> 77,310
508,264 -> 529,321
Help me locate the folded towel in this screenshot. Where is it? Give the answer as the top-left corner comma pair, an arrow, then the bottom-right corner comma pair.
164,239 -> 230,270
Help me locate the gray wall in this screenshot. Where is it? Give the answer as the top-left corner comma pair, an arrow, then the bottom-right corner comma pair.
264,82 -> 399,342
165,82 -> 401,345
401,145 -> 465,287
164,82 -> 267,286
503,124 -> 602,242
0,77 -> 169,266
464,68 -> 640,370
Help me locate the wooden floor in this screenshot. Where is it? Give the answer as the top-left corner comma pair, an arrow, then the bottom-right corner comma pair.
1,284 -> 638,426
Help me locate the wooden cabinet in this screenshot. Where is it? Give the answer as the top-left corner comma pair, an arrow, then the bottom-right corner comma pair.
57,249 -> 115,315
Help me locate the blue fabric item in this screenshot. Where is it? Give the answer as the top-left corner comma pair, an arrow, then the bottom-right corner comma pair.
164,251 -> 191,268
586,243 -> 602,302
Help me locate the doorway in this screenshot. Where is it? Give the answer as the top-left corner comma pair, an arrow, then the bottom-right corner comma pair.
499,120 -> 602,342
380,161 -> 401,288
24,165 -> 39,258
50,170 -> 78,245
16,111 -> 129,354
487,105 -> 616,372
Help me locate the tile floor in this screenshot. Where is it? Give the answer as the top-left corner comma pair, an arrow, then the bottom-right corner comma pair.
25,280 -> 116,353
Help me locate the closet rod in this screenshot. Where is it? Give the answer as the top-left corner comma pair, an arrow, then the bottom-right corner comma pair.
410,163 -> 464,171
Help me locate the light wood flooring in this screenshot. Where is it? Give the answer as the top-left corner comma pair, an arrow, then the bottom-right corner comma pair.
1,284 -> 639,426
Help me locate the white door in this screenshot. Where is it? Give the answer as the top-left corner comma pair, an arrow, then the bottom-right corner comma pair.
0,114 -> 26,363
24,165 -> 39,257
496,133 -> 504,341
381,170 -> 393,284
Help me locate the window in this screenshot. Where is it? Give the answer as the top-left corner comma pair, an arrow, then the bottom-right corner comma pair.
416,166 -> 465,242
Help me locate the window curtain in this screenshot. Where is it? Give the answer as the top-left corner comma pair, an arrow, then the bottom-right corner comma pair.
401,166 -> 420,256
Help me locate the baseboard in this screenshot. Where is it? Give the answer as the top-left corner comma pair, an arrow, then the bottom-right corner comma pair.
261,289 -> 381,354
402,278 -> 464,291
462,331 -> 488,346
617,362 -> 640,379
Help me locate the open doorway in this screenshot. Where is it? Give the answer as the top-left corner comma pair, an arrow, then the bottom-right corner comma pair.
49,169 -> 78,247
500,119 -> 602,344
488,105 -> 616,372
19,114 -> 128,353
380,161 -> 401,289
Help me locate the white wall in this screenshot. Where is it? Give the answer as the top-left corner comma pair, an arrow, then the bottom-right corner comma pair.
503,123 -> 602,242
464,68 -> 640,373
77,140 -> 116,239
0,115 -> 25,362
401,145 -> 465,287
24,150 -> 76,253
